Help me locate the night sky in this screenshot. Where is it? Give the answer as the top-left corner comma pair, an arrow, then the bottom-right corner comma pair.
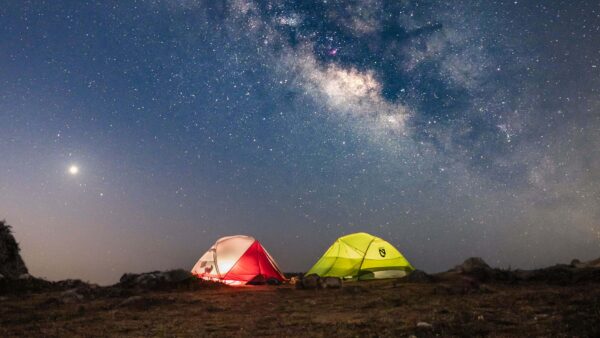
1,1 -> 599,285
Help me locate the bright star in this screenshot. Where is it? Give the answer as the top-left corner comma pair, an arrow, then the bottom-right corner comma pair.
69,165 -> 79,175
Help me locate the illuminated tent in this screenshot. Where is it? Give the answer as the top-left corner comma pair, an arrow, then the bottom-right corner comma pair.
306,232 -> 414,280
191,235 -> 286,285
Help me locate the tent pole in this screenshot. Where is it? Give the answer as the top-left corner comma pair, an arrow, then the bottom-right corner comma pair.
356,238 -> 376,279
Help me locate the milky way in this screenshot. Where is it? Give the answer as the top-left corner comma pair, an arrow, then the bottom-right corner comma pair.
1,1 -> 599,284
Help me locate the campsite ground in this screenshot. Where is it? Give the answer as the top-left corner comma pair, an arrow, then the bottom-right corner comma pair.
2,279 -> 600,337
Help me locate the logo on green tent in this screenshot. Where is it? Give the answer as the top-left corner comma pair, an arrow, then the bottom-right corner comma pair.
379,247 -> 386,257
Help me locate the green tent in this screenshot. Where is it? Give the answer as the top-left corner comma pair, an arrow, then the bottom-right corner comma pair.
306,232 -> 414,280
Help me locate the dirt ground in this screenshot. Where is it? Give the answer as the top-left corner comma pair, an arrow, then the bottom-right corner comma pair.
1,279 -> 600,337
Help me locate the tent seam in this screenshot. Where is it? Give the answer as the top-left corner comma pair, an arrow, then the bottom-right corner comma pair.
339,238 -> 367,255
263,247 -> 286,280
357,237 -> 377,278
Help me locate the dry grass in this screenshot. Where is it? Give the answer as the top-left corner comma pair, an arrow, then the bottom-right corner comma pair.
1,279 -> 599,337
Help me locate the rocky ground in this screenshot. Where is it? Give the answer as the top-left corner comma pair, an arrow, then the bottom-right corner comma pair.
2,221 -> 600,336
2,259 -> 600,337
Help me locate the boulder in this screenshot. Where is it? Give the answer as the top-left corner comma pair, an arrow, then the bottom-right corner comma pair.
298,274 -> 319,289
118,269 -> 194,290
119,273 -> 139,285
318,277 -> 342,289
455,257 -> 491,273
296,275 -> 342,289
450,257 -> 509,283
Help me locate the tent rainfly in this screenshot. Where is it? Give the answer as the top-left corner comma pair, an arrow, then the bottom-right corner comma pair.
191,235 -> 286,285
306,232 -> 414,280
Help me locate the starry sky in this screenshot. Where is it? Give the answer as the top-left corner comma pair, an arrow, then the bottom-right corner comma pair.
1,1 -> 599,285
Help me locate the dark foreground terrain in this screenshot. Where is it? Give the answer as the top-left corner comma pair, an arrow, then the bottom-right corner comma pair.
2,266 -> 600,337
2,220 -> 600,337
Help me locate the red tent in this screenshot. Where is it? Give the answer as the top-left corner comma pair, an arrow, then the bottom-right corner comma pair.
191,235 -> 286,285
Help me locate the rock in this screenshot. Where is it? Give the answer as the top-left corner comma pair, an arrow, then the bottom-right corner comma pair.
455,257 -> 491,273
119,273 -> 139,285
61,289 -> 84,303
134,273 -> 161,287
571,259 -> 584,268
0,273 -> 4,279
296,275 -> 343,290
450,257 -> 505,283
55,279 -> 86,289
164,269 -> 192,283
117,269 -> 196,290
300,275 -> 319,289
289,276 -> 300,285
0,220 -> 29,279
318,277 -> 342,289
266,278 -> 282,285
18,273 -> 31,280
416,321 -> 433,329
